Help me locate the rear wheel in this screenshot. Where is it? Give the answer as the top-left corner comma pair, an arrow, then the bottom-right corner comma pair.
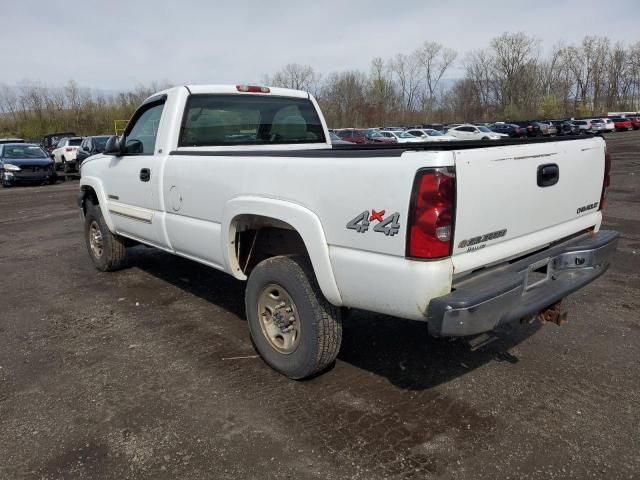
245,255 -> 342,379
84,201 -> 127,271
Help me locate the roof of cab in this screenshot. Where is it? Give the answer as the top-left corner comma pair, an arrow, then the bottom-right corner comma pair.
148,84 -> 311,102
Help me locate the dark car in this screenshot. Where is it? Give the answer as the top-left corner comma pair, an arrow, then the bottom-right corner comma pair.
41,132 -> 76,155
0,143 -> 56,187
76,135 -> 111,169
512,121 -> 543,137
489,123 -> 526,138
551,120 -> 578,136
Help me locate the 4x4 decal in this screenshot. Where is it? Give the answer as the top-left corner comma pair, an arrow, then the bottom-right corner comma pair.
347,210 -> 401,236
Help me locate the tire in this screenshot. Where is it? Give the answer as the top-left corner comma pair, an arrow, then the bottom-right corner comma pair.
84,201 -> 127,271
481,137 -> 489,141
245,255 -> 342,379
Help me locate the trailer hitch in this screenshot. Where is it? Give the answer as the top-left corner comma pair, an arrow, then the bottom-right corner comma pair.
535,301 -> 568,326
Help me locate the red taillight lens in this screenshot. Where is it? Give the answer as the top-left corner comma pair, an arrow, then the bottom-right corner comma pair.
600,152 -> 612,210
407,168 -> 456,259
236,85 -> 270,93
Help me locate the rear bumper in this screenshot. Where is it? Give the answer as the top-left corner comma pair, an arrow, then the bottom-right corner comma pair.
427,230 -> 619,337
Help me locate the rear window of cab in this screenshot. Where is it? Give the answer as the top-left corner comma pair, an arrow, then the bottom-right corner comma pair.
178,95 -> 326,147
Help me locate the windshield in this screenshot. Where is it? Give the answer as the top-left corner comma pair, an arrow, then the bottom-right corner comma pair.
329,132 -> 341,141
367,131 -> 383,138
1,145 -> 48,159
477,126 -> 492,132
425,129 -> 443,136
398,132 -> 416,138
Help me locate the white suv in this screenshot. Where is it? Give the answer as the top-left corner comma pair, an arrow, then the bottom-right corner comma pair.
52,137 -> 83,171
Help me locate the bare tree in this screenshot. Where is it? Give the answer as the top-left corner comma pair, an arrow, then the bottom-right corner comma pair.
416,41 -> 457,112
265,63 -> 321,95
388,52 -> 422,118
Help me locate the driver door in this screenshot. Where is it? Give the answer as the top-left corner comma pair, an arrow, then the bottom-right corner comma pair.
101,96 -> 169,248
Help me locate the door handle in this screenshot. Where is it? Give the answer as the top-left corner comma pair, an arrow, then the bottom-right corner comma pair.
140,168 -> 151,182
537,163 -> 559,187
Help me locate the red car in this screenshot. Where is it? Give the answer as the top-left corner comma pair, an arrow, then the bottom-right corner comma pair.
625,116 -> 640,130
334,129 -> 368,144
610,117 -> 633,131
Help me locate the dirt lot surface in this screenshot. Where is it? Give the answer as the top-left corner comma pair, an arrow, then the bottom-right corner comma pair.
1,133 -> 639,480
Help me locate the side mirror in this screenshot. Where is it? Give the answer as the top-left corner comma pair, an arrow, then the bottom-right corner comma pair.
104,136 -> 124,156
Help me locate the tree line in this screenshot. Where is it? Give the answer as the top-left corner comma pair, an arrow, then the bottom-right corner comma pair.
264,32 -> 640,127
0,81 -> 170,141
2,32 -> 640,140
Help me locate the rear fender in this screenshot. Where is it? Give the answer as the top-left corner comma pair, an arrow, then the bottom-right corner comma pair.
223,196 -> 343,306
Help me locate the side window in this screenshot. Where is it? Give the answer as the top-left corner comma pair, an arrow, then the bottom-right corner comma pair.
124,102 -> 165,155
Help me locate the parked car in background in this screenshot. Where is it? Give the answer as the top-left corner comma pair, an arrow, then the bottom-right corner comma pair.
41,132 -> 76,154
0,143 -> 56,187
378,130 -> 423,143
512,121 -> 543,137
76,135 -> 111,169
588,119 -> 608,133
405,128 -> 456,141
365,130 -> 397,144
382,126 -> 405,132
0,138 -> 25,144
489,123 -> 526,138
329,131 -> 352,145
335,129 -> 368,144
551,120 -> 578,136
625,116 -> 640,130
51,137 -> 83,171
536,121 -> 558,136
602,118 -> 616,133
610,117 -> 633,131
412,123 -> 445,132
447,124 -> 504,140
572,120 -> 593,135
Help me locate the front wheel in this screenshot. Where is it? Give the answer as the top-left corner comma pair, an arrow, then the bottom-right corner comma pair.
84,201 -> 127,271
245,255 -> 342,379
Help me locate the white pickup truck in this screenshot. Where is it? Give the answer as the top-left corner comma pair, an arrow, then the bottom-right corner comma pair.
78,85 -> 618,379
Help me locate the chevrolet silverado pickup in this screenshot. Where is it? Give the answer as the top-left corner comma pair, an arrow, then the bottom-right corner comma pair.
78,84 -> 618,379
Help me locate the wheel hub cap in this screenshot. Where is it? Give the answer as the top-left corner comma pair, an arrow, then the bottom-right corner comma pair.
257,284 -> 301,354
89,221 -> 104,258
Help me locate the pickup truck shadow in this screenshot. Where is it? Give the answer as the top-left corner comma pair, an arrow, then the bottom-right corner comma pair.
131,247 -> 247,319
131,247 -> 540,391
339,310 -> 540,390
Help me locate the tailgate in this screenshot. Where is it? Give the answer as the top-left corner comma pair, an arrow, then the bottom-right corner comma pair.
451,137 -> 605,274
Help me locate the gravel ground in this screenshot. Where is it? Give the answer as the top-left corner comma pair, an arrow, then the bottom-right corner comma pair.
0,132 -> 638,479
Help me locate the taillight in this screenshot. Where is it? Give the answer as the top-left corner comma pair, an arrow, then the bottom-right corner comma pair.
236,85 -> 270,93
515,127 -> 520,133
406,168 -> 456,259
600,152 -> 612,210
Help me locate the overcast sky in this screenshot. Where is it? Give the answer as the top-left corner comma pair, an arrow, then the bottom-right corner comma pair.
2,0 -> 639,91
